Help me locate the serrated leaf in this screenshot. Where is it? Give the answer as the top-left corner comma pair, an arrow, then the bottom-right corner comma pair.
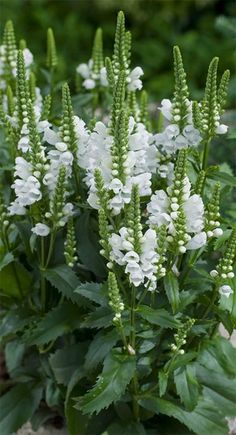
85,329 -> 118,371
25,302 -> 81,345
0,308 -> 33,343
74,281 -> 108,306
137,305 -> 180,329
81,306 -> 113,329
164,272 -> 180,313
76,350 -> 136,415
139,395 -> 228,435
174,365 -> 199,410
49,342 -> 88,385
43,265 -> 87,306
0,384 -> 43,435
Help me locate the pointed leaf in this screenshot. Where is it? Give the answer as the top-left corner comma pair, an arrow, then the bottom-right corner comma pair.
164,272 -> 180,313
77,350 -> 136,415
0,384 -> 42,435
49,342 -> 88,385
85,329 -> 119,370
137,305 -> 180,329
174,365 -> 199,410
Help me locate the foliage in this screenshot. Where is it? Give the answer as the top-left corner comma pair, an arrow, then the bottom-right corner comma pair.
0,10 -> 235,435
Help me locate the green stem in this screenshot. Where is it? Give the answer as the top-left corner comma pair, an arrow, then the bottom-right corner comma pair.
45,230 -> 56,268
201,284 -> 219,319
202,137 -> 211,170
129,285 -> 140,421
40,237 -> 46,311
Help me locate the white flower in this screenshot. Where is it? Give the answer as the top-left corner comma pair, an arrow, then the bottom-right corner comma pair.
216,124 -> 228,134
147,190 -> 171,227
183,194 -> 204,233
83,78 -> 96,90
23,48 -> 34,68
219,285 -> 233,298
31,223 -> 50,237
76,61 -> 93,78
159,99 -> 172,121
186,232 -> 207,250
127,66 -> 144,91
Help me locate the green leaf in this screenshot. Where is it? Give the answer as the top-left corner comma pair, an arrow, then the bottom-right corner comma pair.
0,262 -> 31,297
208,171 -> 236,187
25,302 -> 81,345
49,342 -> 88,385
77,350 -> 136,415
139,395 -> 228,435
196,365 -> 236,408
198,336 -> 236,376
45,379 -> 61,408
0,384 -> 43,435
137,305 -> 181,329
0,308 -> 33,343
158,370 -> 168,397
103,421 -> 146,435
65,369 -> 90,435
74,281 -> 108,306
5,340 -> 25,375
174,365 -> 199,410
164,272 -> 180,313
43,265 -> 87,306
0,252 -> 14,271
82,306 -> 113,329
85,329 -> 119,370
76,211 -> 107,278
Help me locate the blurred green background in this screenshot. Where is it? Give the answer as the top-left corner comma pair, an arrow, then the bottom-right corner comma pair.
0,0 -> 236,170
1,0 -> 236,102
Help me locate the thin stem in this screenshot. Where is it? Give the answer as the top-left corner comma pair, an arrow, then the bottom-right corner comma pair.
40,237 -> 46,311
202,137 -> 211,170
45,230 -> 56,268
201,284 -> 219,319
129,284 -> 140,421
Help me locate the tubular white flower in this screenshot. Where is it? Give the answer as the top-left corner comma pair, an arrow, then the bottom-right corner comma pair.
127,66 -> 144,91
219,285 -> 233,298
31,223 -> 50,237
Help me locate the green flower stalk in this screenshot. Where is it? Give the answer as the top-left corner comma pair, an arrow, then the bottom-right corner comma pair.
205,182 -> 222,238
16,49 -> 30,128
27,100 -> 45,170
113,11 -> 127,75
172,46 -> 189,131
2,20 -> 17,85
126,185 -> 142,255
6,85 -> 14,116
170,318 -> 195,355
46,28 -> 58,69
98,208 -> 111,262
105,57 -> 115,90
64,218 -> 78,267
194,170 -> 206,195
211,230 -> 236,280
91,28 -> 104,75
167,149 -> 190,253
202,57 -> 219,138
40,94 -> 51,120
94,168 -> 109,213
218,69 -> 230,115
108,272 -> 125,322
61,83 -> 77,161
111,109 -> 129,184
48,165 -> 67,227
29,71 -> 36,103
19,39 -> 27,50
110,70 -> 126,134
0,191 -> 10,249
155,225 -> 167,279
127,91 -> 139,121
